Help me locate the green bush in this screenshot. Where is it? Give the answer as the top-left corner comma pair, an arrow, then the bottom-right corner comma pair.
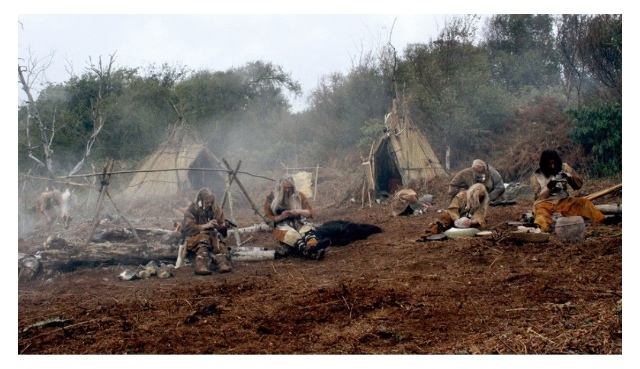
566,101 -> 622,177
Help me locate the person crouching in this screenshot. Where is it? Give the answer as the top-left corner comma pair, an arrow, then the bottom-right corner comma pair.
425,183 -> 490,235
181,188 -> 232,275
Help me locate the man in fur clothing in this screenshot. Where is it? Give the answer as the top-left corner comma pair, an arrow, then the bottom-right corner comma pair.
531,149 -> 611,232
181,188 -> 232,275
264,175 -> 329,260
448,159 -> 505,202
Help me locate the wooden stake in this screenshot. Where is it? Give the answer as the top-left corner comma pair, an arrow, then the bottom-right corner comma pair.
220,160 -> 242,209
85,160 -> 114,246
314,164 -> 319,200
221,158 -> 270,224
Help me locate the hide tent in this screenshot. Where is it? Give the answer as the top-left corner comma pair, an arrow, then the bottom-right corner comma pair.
120,121 -> 226,201
365,99 -> 447,195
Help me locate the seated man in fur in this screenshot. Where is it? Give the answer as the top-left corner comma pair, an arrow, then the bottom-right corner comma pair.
264,175 -> 330,260
181,188 -> 233,275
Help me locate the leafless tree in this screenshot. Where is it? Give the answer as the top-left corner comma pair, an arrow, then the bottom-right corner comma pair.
18,52 -> 117,176
18,49 -> 56,172
69,54 -> 116,176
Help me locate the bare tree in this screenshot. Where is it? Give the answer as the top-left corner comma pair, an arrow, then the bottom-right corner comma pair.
18,52 -> 117,176
18,50 -> 56,172
69,54 -> 116,175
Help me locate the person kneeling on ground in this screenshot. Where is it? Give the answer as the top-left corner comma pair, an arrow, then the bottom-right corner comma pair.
181,188 -> 232,275
425,183 -> 490,235
264,175 -> 330,260
390,188 -> 430,216
531,149 -> 616,232
448,159 -> 505,202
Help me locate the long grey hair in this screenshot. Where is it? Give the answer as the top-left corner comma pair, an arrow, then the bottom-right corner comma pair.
270,175 -> 302,215
466,183 -> 489,215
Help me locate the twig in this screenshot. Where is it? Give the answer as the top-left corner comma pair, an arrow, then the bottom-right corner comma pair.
488,251 -> 504,268
270,263 -> 282,277
505,307 -> 539,312
238,236 -> 253,246
469,298 -> 517,354
342,296 -> 354,320
19,343 -> 30,355
527,327 -> 556,344
26,317 -> 116,340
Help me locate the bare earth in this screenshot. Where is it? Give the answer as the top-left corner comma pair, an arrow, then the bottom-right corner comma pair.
18,180 -> 622,356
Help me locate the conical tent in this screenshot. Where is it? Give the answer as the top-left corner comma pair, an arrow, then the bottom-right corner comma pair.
367,99 -> 447,195
120,121 -> 226,201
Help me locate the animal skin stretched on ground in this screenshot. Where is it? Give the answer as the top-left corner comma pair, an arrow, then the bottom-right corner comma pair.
314,220 -> 383,246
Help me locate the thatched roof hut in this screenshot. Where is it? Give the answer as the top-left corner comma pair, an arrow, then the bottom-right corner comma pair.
365,99 -> 447,195
120,122 -> 226,201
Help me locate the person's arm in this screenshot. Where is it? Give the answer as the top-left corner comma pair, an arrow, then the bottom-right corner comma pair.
291,192 -> 313,218
212,206 -> 228,237
182,206 -> 204,237
470,209 -> 487,229
531,172 -> 551,200
446,195 -> 462,222
448,170 -> 468,198
264,192 -> 281,223
562,163 -> 583,190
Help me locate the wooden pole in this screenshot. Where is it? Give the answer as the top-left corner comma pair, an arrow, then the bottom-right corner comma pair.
85,160 -> 114,246
220,160 -> 242,209
314,164 -> 319,200
105,190 -> 140,241
221,158 -> 270,224
222,160 -> 243,247
585,183 -> 622,201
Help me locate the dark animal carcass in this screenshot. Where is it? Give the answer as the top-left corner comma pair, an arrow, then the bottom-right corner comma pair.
314,220 -> 383,247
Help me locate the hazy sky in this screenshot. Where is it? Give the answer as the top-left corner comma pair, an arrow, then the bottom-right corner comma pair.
16,2 -> 623,111
18,13 -> 450,112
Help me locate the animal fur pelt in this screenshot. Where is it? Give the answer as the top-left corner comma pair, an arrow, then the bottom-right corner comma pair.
314,220 -> 382,247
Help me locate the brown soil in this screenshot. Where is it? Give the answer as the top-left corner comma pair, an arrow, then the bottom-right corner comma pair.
17,176 -> 622,356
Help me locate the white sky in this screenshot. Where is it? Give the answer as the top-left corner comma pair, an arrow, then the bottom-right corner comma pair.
17,13 -> 450,112
14,2 -> 627,112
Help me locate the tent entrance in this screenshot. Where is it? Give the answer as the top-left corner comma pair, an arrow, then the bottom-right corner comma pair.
373,138 -> 403,195
188,150 -> 225,192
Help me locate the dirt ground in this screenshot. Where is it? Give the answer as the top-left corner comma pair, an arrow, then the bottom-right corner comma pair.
17,178 -> 622,357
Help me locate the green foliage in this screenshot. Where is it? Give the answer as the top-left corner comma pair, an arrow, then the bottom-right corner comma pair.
566,101 -> 621,177
18,14 -> 622,180
304,56 -> 392,152
398,15 -> 512,166
483,14 -> 560,93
